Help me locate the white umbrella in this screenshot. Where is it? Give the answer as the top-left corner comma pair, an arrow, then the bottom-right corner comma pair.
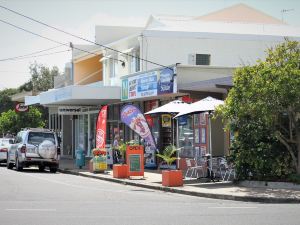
174,96 -> 224,118
174,96 -> 224,179
145,100 -> 188,115
145,100 -> 189,169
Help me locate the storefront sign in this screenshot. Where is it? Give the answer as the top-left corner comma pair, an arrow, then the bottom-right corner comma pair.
96,105 -> 108,149
15,103 -> 29,112
178,115 -> 188,126
158,68 -> 174,95
121,68 -> 176,101
58,106 -> 83,115
121,104 -> 156,148
161,114 -> 172,128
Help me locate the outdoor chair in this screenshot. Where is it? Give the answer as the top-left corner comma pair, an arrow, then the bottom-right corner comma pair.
222,161 -> 236,181
184,158 -> 205,179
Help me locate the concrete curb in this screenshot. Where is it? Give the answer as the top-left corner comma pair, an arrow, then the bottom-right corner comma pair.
58,169 -> 300,204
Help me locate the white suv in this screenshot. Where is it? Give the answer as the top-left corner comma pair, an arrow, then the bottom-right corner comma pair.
7,128 -> 60,173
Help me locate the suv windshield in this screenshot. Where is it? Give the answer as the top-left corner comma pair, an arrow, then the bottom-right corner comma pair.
28,132 -> 55,146
0,139 -> 13,145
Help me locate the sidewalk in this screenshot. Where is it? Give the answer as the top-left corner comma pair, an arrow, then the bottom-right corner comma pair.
58,158 -> 300,203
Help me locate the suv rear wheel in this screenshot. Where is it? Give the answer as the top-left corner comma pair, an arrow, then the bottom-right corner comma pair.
49,167 -> 57,173
15,157 -> 23,171
38,165 -> 45,172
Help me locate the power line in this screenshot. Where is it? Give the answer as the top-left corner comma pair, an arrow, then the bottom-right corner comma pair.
0,44 -> 68,62
0,4 -> 171,70
0,49 -> 71,62
0,19 -> 119,63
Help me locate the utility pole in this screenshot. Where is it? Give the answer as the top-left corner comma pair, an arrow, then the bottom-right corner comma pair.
70,42 -> 74,83
281,9 -> 294,23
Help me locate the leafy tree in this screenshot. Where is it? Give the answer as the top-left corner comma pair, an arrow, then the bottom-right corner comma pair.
0,88 -> 18,114
18,80 -> 33,92
29,62 -> 60,92
0,107 -> 45,135
219,40 -> 300,177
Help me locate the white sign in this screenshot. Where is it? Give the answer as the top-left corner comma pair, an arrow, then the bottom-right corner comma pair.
58,106 -> 83,115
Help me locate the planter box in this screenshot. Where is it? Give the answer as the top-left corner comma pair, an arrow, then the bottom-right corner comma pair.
113,164 -> 129,178
162,170 -> 183,187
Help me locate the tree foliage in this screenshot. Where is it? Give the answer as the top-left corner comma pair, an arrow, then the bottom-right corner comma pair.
29,62 -> 60,92
0,107 -> 45,135
0,88 -> 18,114
218,40 -> 300,178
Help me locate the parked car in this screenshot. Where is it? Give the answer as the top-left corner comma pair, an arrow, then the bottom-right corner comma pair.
7,128 -> 60,173
0,138 -> 14,164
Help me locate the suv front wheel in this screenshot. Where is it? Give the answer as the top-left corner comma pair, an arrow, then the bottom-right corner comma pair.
6,155 -> 13,169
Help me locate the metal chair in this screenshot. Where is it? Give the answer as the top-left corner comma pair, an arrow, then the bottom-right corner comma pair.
222,161 -> 236,181
185,158 -> 205,179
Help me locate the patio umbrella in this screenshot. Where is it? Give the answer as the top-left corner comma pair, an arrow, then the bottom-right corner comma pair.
145,100 -> 188,115
145,100 -> 189,168
174,96 -> 224,118
174,96 -> 224,178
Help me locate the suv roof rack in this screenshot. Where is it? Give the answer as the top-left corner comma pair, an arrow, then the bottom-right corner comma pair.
21,128 -> 53,132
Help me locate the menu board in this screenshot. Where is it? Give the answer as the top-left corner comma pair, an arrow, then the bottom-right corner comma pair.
126,145 -> 144,177
129,154 -> 141,172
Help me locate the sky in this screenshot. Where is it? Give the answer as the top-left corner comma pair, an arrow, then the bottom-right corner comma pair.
0,0 -> 299,89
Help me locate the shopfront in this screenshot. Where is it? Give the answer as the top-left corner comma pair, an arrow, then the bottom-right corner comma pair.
118,65 -> 231,169
58,106 -> 99,157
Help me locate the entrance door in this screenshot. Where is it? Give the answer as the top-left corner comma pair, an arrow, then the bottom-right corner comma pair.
107,122 -> 124,146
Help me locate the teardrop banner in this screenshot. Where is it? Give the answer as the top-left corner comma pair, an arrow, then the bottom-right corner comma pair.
121,104 -> 157,168
96,105 -> 108,149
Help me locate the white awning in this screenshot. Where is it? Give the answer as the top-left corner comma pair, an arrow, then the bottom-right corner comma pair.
25,85 -> 121,106
25,95 -> 40,106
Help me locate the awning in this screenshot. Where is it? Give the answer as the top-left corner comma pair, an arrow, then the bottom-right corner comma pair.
178,76 -> 233,93
25,85 -> 121,106
25,95 -> 40,106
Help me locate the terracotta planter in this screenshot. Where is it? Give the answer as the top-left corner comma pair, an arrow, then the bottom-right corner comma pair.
162,170 -> 183,187
113,164 -> 129,178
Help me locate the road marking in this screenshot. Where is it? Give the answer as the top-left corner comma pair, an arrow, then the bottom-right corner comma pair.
6,209 -> 56,211
208,206 -> 257,209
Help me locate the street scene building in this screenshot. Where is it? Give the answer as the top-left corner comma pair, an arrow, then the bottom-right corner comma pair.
1,1 -> 300,225
25,4 -> 300,169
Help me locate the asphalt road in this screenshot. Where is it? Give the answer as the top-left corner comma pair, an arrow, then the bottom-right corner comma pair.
0,166 -> 299,225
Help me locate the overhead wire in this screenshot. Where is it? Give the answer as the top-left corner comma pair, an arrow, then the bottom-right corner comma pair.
0,18 -> 124,64
0,44 -> 69,62
0,4 -> 172,70
0,49 -> 71,62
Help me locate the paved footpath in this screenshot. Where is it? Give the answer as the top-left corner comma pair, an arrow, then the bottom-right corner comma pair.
59,158 -> 300,203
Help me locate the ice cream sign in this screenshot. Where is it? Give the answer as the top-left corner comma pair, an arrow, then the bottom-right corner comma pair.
15,103 -> 29,112
121,68 -> 176,101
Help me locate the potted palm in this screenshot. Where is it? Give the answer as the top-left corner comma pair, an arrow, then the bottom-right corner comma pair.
113,140 -> 140,178
113,141 -> 128,178
157,145 -> 183,187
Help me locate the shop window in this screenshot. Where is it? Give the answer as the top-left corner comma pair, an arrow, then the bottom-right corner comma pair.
130,50 -> 140,73
178,115 -> 194,158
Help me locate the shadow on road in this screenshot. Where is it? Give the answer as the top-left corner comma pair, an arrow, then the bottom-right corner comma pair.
4,166 -> 57,174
